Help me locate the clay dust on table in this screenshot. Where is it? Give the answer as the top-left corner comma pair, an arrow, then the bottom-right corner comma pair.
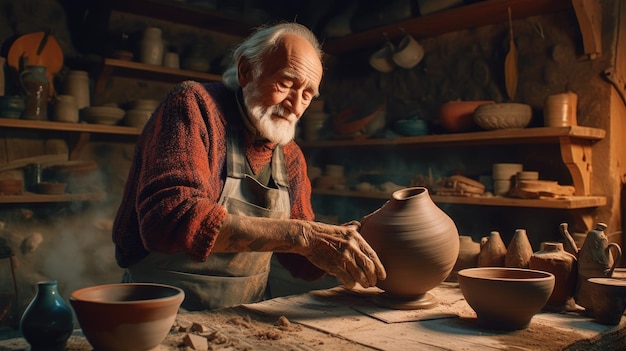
160,308 -> 371,351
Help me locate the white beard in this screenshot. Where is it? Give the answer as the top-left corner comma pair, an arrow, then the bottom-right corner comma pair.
242,85 -> 298,145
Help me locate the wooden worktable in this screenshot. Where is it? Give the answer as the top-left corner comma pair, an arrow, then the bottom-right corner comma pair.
0,283 -> 624,350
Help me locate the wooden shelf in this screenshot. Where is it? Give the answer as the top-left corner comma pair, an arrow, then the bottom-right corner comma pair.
100,58 -> 222,84
323,0 -> 573,54
0,118 -> 141,136
108,0 -> 257,37
306,125 -> 608,214
94,58 -> 223,97
298,126 -> 605,148
312,189 -> 606,210
0,192 -> 107,204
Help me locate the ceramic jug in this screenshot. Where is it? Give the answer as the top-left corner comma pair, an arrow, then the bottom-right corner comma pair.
574,223 -> 622,313
140,27 -> 164,65
20,65 -> 49,120
529,241 -> 577,311
477,231 -> 507,267
505,228 -> 533,268
20,280 -> 73,350
360,186 -> 459,309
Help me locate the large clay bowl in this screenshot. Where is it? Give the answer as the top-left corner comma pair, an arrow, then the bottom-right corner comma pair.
70,283 -> 184,351
458,267 -> 555,330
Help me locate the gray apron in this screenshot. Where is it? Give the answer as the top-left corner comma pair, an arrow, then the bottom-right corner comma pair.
123,117 -> 291,311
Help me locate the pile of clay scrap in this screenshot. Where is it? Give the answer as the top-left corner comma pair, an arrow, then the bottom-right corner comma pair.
508,180 -> 575,199
433,175 -> 485,197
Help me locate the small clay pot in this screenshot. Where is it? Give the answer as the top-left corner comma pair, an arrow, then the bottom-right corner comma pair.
477,231 -> 507,267
0,178 -> 23,195
447,236 -> 480,282
438,100 -> 494,133
587,278 -> 626,325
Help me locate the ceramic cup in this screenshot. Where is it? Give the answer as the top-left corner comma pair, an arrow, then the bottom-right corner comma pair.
392,35 -> 424,69
163,52 -> 180,69
369,42 -> 396,73
544,92 -> 578,127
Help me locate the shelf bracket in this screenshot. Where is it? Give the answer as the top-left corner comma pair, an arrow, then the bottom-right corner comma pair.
559,136 -> 593,196
569,209 -> 595,233
571,0 -> 602,60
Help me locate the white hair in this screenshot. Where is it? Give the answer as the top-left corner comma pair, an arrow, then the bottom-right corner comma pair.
222,22 -> 323,90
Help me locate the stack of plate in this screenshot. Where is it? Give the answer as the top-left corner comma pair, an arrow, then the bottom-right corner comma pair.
80,106 -> 125,125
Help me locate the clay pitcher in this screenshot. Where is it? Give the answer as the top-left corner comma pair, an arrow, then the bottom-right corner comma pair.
505,228 -> 533,268
360,187 -> 459,309
477,231 -> 507,267
575,223 -> 622,313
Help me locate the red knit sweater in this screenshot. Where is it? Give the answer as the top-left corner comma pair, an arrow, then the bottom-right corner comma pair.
112,81 -> 325,281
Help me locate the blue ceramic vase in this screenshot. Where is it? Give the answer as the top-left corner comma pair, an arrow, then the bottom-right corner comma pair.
20,280 -> 73,350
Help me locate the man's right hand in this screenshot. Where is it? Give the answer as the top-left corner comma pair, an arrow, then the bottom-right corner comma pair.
299,220 -> 386,289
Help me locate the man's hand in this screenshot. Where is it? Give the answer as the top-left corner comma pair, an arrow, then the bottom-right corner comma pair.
299,221 -> 386,289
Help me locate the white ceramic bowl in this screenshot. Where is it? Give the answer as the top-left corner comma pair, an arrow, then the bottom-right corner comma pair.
80,106 -> 125,125
458,267 -> 554,330
473,103 -> 532,130
70,283 -> 184,351
123,109 -> 152,129
132,99 -> 159,111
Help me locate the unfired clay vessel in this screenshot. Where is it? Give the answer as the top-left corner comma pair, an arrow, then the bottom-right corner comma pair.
565,223 -> 622,313
447,235 -> 480,282
587,278 -> 626,325
529,241 -> 577,311
477,231 -> 507,267
360,187 -> 459,309
505,228 -> 533,268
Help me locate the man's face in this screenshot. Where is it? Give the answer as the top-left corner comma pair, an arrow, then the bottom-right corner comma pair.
241,33 -> 323,145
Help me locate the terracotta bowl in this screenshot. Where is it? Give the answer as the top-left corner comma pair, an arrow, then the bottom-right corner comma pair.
458,267 -> 555,330
35,182 -> 67,195
438,100 -> 494,132
70,283 -> 184,351
333,104 -> 386,138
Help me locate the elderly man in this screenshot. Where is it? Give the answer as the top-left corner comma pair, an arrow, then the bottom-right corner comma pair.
112,22 -> 386,310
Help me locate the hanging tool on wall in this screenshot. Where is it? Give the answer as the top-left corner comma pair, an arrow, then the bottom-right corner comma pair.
504,7 -> 518,101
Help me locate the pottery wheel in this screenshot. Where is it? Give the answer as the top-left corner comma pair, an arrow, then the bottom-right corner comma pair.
373,292 -> 438,310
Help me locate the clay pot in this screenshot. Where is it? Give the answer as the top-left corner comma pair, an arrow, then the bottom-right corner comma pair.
0,178 -> 23,195
447,236 -> 480,282
458,267 -> 555,330
333,103 -> 386,138
360,187 -> 459,309
529,242 -> 577,311
477,231 -> 507,267
587,278 -> 626,325
505,228 -> 533,268
70,283 -> 184,351
438,100 -> 494,133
